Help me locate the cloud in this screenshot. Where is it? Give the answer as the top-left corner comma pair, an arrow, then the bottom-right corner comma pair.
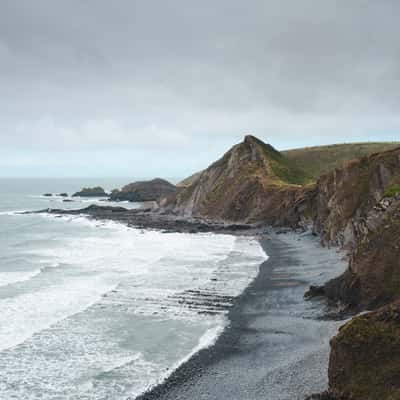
0,0 -> 399,176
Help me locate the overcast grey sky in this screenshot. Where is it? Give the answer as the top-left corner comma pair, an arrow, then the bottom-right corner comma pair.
1,1 -> 399,177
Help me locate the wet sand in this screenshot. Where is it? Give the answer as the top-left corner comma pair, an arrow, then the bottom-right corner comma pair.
134,231 -> 347,400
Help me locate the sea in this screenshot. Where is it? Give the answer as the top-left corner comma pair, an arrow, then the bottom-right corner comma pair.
0,178 -> 267,400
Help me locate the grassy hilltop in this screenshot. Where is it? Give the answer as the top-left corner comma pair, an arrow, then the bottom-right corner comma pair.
283,142 -> 400,180
179,142 -> 400,187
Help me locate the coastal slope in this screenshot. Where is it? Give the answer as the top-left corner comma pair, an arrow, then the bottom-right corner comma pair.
283,142 -> 400,181
163,135 -> 314,226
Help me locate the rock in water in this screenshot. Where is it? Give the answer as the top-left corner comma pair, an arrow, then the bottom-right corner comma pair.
304,285 -> 325,299
72,186 -> 108,197
110,178 -> 176,202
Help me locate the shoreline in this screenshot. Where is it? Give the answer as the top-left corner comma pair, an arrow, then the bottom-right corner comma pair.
134,230 -> 347,400
25,206 -> 348,399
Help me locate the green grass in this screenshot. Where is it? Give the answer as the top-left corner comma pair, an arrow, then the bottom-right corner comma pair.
179,141 -> 400,188
384,184 -> 400,198
261,145 -> 313,185
283,142 -> 400,180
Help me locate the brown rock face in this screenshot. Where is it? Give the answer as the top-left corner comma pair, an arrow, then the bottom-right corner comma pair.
167,135 -> 314,225
313,147 -> 400,247
315,148 -> 400,310
328,300 -> 400,400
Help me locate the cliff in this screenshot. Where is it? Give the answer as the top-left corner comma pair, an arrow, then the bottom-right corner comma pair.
313,147 -> 400,247
304,148 -> 400,399
308,147 -> 400,312
163,135 -> 314,225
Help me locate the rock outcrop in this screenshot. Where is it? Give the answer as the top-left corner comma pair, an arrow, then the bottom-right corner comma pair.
110,178 -> 176,202
327,300 -> 400,400
162,135 -> 314,225
72,187 -> 108,197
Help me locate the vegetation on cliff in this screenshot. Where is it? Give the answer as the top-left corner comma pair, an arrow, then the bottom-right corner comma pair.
327,301 -> 400,400
179,141 -> 400,188
166,135 -> 314,224
283,142 -> 400,181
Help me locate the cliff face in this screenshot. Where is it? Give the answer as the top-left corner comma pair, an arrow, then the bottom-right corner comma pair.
166,135 -> 314,225
307,149 -> 400,400
324,194 -> 400,310
313,147 -> 400,247
310,148 -> 400,311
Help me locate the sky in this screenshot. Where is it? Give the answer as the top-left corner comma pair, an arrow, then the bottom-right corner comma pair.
1,1 -> 400,178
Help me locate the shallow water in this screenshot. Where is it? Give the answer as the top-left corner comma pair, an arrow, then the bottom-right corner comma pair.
0,178 -> 267,399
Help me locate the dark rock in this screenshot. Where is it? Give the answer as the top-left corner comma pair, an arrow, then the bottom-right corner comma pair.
43,193 -> 52,197
62,199 -> 74,202
305,392 -> 336,400
72,186 -> 108,197
304,285 -> 325,299
30,205 -> 255,235
58,193 -> 68,197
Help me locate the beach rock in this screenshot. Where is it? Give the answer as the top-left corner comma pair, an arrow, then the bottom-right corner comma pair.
58,193 -> 68,197
304,285 -> 325,299
110,178 -> 176,202
72,186 -> 108,197
43,193 -> 53,197
327,300 -> 400,400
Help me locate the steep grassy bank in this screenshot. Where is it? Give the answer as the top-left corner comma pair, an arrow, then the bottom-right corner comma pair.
283,142 -> 400,181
